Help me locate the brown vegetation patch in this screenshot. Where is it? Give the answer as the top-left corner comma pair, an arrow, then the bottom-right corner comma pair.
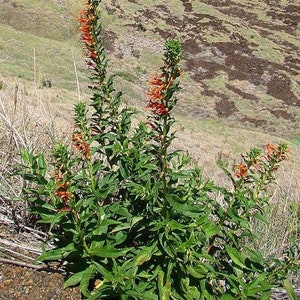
269,109 -> 295,121
284,56 -> 300,72
225,84 -> 258,101
215,97 -> 237,118
267,5 -> 300,32
267,73 -> 300,107
239,116 -> 267,127
225,51 -> 270,85
102,30 -> 117,53
154,27 -> 174,40
180,0 -> 192,12
200,0 -> 234,7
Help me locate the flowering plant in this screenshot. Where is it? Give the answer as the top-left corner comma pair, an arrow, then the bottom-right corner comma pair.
19,1 -> 298,299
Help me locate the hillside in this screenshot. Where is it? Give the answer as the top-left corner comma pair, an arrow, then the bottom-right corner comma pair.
0,0 -> 299,141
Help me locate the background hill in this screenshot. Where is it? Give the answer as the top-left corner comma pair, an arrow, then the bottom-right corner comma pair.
0,0 -> 299,162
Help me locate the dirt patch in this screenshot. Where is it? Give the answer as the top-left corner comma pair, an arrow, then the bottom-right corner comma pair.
0,265 -> 81,300
180,0 -> 193,12
102,30 -> 118,53
0,223 -> 81,300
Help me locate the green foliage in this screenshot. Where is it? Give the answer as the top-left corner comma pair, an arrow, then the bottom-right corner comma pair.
18,1 -> 298,299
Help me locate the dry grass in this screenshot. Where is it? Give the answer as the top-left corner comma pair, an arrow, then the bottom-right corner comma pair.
0,76 -> 76,224
173,116 -> 300,258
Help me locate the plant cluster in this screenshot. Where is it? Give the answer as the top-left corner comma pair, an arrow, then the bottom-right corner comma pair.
19,1 -> 298,299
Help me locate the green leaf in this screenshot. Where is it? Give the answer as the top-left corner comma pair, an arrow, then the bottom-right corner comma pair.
244,273 -> 270,295
80,265 -> 95,298
110,223 -> 131,233
244,246 -> 264,265
134,243 -> 157,267
225,245 -> 247,269
157,267 -> 171,300
89,245 -> 133,258
92,261 -> 114,281
36,243 -> 75,262
252,212 -> 268,224
131,216 -> 144,227
282,279 -> 297,300
166,194 -> 203,218
166,219 -> 185,230
177,231 -> 195,253
119,162 -> 129,179
64,270 -> 85,288
186,265 -> 206,279
203,222 -> 220,239
49,211 -> 69,231
220,294 -> 235,300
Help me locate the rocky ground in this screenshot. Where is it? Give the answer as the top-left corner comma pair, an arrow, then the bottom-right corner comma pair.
0,223 -> 81,299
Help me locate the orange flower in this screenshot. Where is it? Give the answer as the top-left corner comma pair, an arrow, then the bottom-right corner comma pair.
148,74 -> 164,85
146,101 -> 168,116
146,73 -> 169,116
266,143 -> 276,157
78,2 -> 97,67
53,172 -> 72,211
72,132 -> 91,160
55,189 -> 73,202
234,164 -> 248,178
148,85 -> 165,101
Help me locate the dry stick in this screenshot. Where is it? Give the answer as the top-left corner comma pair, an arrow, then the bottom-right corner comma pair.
0,258 -> 45,270
0,99 -> 26,151
0,215 -> 48,240
0,258 -> 65,273
71,48 -> 81,102
33,46 -> 37,91
0,246 -> 35,262
0,239 -> 42,255
1,79 -> 43,125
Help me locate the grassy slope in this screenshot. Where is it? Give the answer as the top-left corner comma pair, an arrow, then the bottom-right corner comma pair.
0,0 -> 299,162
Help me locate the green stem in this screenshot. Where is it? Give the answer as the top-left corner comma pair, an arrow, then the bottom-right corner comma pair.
71,209 -> 91,255
87,159 -> 96,192
161,113 -> 169,220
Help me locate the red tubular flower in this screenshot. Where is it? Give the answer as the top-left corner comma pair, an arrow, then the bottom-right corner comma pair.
265,143 -> 288,163
72,132 -> 91,160
52,175 -> 72,212
146,73 -> 170,116
266,143 -> 276,158
234,164 -> 248,178
149,74 -> 164,86
55,189 -> 73,203
146,101 -> 168,116
78,1 -> 97,68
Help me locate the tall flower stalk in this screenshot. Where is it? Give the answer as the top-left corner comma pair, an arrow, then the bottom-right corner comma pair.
146,40 -> 183,218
